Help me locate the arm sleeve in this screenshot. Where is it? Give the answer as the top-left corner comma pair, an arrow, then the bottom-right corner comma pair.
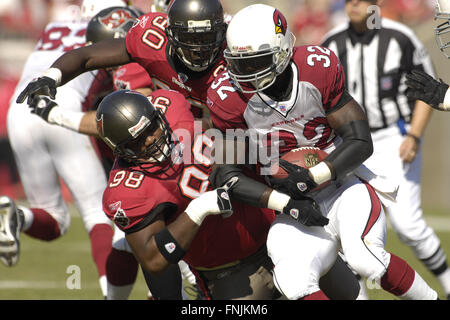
209,164 -> 271,208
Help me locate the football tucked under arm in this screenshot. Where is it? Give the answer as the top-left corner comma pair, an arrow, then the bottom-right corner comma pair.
270,147 -> 331,192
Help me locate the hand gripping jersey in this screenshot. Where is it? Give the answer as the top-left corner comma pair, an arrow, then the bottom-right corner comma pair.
207,45 -> 347,154
125,12 -> 227,117
102,89 -> 274,268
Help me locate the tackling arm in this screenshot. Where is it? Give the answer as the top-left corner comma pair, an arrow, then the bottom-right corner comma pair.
52,39 -> 132,85
125,183 -> 234,274
16,39 -> 132,104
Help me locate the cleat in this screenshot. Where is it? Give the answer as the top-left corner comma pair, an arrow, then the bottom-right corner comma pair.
0,196 -> 23,267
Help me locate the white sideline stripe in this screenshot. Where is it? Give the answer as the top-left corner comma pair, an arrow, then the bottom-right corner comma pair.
0,281 -> 61,289
0,280 -> 99,289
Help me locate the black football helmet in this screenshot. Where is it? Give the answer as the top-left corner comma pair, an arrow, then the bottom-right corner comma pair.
166,0 -> 227,72
86,6 -> 142,44
96,90 -> 174,174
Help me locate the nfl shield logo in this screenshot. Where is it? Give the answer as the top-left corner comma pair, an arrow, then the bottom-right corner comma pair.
165,242 -> 176,253
289,209 -> 299,219
297,182 -> 307,192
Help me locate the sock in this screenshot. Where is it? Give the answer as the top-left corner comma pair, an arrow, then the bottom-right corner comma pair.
381,253 -> 438,300
436,267 -> 450,295
99,275 -> 107,298
24,208 -> 61,241
89,223 -> 114,296
299,290 -> 329,300
17,205 -> 33,231
106,248 -> 139,300
356,276 -> 370,300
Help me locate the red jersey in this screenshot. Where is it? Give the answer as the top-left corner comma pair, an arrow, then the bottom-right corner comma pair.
113,63 -> 154,91
207,45 -> 347,154
102,89 -> 274,268
125,12 -> 227,118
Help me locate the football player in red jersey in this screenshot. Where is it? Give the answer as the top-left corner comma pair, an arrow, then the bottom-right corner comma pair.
27,5 -> 199,300
206,4 -> 439,300
16,0 -> 228,119
96,89 -> 364,300
95,89 -> 279,299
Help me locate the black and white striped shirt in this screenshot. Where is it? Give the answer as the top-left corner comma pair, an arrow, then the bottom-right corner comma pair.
321,18 -> 435,131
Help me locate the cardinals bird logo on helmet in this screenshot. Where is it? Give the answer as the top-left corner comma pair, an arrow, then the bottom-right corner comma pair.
273,9 -> 287,36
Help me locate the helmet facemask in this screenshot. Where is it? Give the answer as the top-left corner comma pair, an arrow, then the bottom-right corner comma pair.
115,111 -> 176,174
435,8 -> 450,58
167,20 -> 227,72
224,32 -> 295,94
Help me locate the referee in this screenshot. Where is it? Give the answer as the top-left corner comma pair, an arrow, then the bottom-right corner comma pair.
321,0 -> 450,299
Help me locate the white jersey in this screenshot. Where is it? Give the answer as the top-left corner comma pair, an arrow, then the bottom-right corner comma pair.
207,45 -> 347,156
11,21 -> 96,110
7,19 -> 110,238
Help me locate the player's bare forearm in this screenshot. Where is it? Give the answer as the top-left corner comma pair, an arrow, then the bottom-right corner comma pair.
51,39 -> 132,86
79,111 -> 99,136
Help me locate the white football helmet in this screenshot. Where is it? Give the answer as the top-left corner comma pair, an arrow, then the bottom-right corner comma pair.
435,0 -> 450,58
224,4 -> 295,93
81,0 -> 128,20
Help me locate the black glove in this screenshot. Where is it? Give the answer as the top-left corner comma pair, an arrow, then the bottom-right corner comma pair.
29,96 -> 58,122
282,197 -> 329,227
16,76 -> 57,105
268,159 -> 318,198
405,70 -> 449,109
216,176 -> 239,216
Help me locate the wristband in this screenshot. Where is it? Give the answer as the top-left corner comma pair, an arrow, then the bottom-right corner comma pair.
154,228 -> 186,264
48,107 -> 84,132
267,190 -> 291,212
43,68 -> 62,86
309,161 -> 332,185
406,133 -> 421,144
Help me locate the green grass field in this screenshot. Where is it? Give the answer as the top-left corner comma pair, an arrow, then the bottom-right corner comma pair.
0,204 -> 449,300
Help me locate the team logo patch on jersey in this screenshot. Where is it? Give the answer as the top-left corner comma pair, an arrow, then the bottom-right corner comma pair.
273,9 -> 287,36
113,208 -> 130,228
100,9 -> 134,29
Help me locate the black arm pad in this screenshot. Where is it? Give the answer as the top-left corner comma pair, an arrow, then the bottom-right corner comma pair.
209,164 -> 269,207
326,120 -> 373,181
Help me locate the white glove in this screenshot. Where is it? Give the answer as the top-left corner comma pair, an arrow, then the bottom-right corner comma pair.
185,177 -> 238,225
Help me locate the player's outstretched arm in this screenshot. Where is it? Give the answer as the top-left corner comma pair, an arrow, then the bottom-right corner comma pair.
406,70 -> 450,111
125,180 -> 236,274
28,96 -> 98,135
16,39 -> 131,105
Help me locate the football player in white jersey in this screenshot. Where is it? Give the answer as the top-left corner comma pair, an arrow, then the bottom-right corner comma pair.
406,0 -> 450,113
0,0 -> 128,298
206,4 -> 438,300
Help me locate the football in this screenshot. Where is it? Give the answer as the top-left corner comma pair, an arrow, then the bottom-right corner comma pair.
271,147 -> 328,179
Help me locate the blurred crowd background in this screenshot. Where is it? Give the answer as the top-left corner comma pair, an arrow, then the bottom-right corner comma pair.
1,0 -> 450,210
